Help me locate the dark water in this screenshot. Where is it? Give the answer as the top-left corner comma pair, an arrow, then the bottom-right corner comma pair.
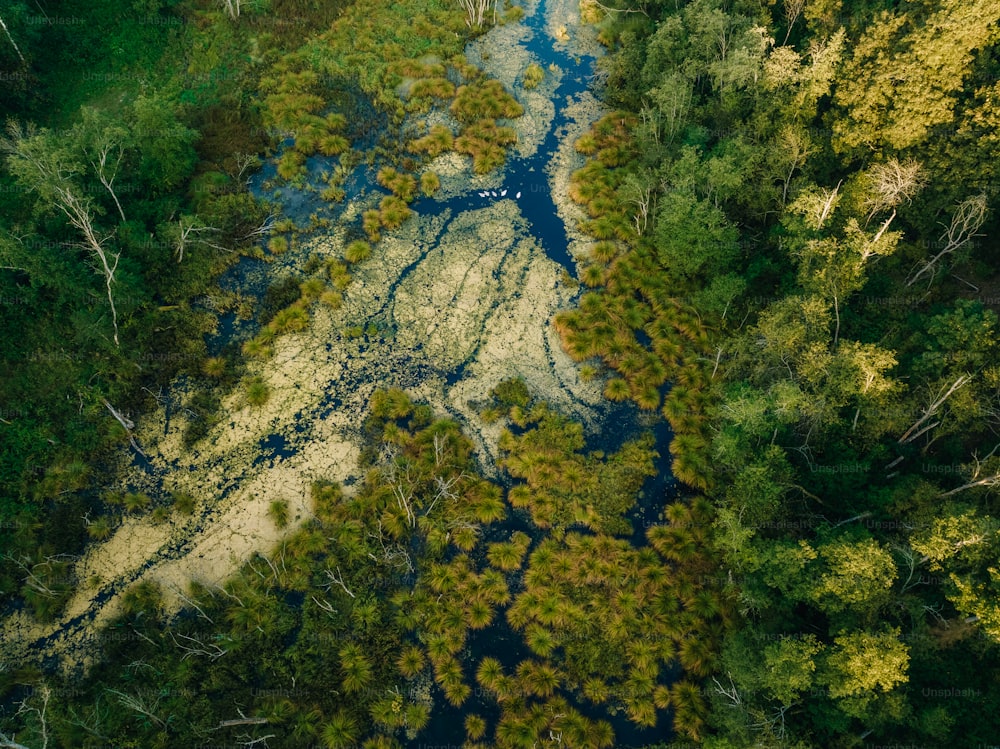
409,3 -> 676,745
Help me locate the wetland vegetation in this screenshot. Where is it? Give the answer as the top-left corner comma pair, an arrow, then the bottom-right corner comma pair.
4,0 -> 1000,746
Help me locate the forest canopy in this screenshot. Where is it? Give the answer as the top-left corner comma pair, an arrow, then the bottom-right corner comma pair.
3,0 -> 1000,746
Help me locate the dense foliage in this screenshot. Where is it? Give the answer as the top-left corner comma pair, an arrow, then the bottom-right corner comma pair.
562,0 -> 1000,744
4,0 -> 1000,745
0,387 -> 718,747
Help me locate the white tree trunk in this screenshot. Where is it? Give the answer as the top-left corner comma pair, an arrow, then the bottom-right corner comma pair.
0,15 -> 25,66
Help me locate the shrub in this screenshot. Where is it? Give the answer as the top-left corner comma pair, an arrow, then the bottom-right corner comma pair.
379,195 -> 412,229
345,240 -> 372,264
267,236 -> 289,254
420,171 -> 440,196
268,498 -> 290,528
246,376 -> 271,406
409,124 -> 454,156
523,62 -> 544,89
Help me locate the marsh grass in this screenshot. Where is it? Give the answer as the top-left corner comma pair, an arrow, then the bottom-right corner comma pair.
523,62 -> 544,89
327,259 -> 354,290
408,124 -> 454,157
344,240 -> 372,264
123,492 -> 151,514
245,376 -> 271,407
320,289 -> 344,309
171,492 -> 197,515
450,79 -> 524,123
409,76 -> 457,102
379,195 -> 413,229
267,235 -> 290,255
86,516 -> 113,540
362,209 -> 383,241
455,119 -> 518,174
420,171 -> 441,196
268,498 -> 290,528
376,167 -> 417,202
202,356 -> 228,378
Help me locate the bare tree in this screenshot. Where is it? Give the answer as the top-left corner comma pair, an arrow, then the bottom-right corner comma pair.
367,520 -> 414,572
0,684 -> 50,749
91,139 -> 126,223
907,194 -> 988,288
241,210 -> 279,241
103,399 -> 145,455
622,173 -> 655,236
782,0 -> 806,44
0,15 -> 25,66
323,566 -> 355,598
0,732 -> 33,749
64,697 -> 110,742
221,0 -> 241,19
382,457 -> 416,527
168,631 -> 229,661
938,444 -> 1000,498
1,121 -> 121,345
425,473 -> 467,516
106,689 -> 166,729
458,0 -> 497,28
863,158 -> 925,223
898,375 -> 971,445
711,672 -> 743,708
172,216 -> 225,263
6,554 -> 74,599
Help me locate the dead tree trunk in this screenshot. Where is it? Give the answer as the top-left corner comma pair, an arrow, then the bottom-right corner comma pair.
0,15 -> 25,66
907,194 -> 988,288
1,124 -> 121,346
92,142 -> 126,223
898,375 -> 971,445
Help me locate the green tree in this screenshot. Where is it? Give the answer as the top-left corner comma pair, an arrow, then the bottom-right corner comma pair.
831,0 -> 1000,151
808,537 -> 897,619
130,94 -> 198,193
821,628 -> 909,700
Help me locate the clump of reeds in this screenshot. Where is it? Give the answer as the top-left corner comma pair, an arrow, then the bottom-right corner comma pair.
377,166 -> 417,202
454,119 -> 518,174
450,79 -> 524,123
409,124 -> 454,157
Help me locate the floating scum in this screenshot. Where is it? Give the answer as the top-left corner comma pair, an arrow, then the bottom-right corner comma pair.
0,193 -> 603,677
0,0 -> 617,692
